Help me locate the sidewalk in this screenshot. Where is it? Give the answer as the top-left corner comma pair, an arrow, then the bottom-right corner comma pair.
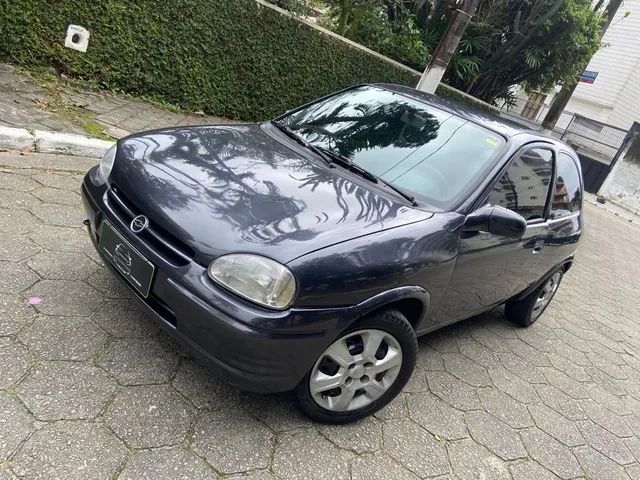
584,192 -> 640,226
0,64 -> 233,140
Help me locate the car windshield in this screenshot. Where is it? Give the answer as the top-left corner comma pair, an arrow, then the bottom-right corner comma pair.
278,86 -> 506,209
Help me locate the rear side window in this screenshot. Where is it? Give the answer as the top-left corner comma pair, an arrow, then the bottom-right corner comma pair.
550,153 -> 582,219
489,147 -> 553,221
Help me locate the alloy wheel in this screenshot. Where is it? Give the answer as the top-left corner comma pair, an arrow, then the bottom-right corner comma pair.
532,272 -> 561,319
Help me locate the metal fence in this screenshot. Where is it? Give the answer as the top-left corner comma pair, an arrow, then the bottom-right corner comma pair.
503,108 -> 628,164
560,115 -> 629,164
498,107 -> 631,193
551,111 -> 576,137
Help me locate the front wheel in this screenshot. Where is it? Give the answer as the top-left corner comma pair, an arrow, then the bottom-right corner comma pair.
505,268 -> 564,327
294,310 -> 417,424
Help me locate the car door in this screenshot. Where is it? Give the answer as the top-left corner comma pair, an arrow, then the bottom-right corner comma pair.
536,150 -> 583,271
432,144 -> 555,324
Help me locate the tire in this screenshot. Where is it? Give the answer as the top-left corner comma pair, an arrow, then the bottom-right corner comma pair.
505,268 -> 564,327
294,309 -> 417,424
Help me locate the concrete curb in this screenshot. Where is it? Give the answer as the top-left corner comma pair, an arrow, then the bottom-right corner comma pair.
584,192 -> 639,225
0,125 -> 114,158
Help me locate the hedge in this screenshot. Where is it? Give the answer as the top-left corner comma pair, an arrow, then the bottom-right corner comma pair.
0,0 -> 423,121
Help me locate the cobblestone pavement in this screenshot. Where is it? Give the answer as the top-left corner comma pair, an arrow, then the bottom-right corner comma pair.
0,64 -> 233,139
1,150 -> 640,480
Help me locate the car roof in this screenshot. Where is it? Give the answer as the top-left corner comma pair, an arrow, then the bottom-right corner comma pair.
372,83 -> 545,140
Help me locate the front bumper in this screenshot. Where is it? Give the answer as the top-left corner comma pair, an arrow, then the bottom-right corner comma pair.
81,167 -> 359,393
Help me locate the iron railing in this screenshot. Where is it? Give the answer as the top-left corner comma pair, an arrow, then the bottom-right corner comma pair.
560,115 -> 628,164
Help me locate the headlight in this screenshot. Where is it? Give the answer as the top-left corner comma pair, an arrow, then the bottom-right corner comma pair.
99,144 -> 117,181
208,254 -> 296,310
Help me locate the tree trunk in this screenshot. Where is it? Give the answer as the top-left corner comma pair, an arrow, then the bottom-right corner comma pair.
541,0 -> 623,130
416,0 -> 481,93
337,0 -> 352,35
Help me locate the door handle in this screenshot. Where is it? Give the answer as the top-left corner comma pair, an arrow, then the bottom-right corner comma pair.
532,239 -> 545,254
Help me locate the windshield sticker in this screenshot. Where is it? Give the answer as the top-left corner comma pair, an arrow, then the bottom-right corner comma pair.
485,137 -> 500,148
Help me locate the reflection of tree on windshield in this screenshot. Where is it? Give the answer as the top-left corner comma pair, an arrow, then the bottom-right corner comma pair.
285,99 -> 440,159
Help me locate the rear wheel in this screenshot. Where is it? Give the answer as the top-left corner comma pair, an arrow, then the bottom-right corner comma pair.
294,310 -> 417,424
506,268 -> 564,327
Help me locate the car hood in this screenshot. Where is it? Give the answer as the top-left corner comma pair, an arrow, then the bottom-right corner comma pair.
111,124 -> 433,264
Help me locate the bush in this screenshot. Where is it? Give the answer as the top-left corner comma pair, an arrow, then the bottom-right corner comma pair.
0,0 -> 420,120
324,7 -> 428,71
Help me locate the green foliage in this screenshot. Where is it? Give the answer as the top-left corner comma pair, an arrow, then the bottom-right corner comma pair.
0,0 -> 420,121
450,0 -> 603,102
284,0 -> 602,105
424,0 -> 601,103
324,4 -> 428,70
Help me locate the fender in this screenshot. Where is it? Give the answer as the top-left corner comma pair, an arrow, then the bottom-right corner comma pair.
356,286 -> 431,328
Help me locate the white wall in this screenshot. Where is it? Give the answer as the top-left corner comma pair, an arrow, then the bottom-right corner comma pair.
565,97 -> 612,124
600,131 -> 640,212
609,69 -> 640,129
570,0 -> 640,129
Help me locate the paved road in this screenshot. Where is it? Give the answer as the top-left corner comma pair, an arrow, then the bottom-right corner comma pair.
1,151 -> 639,480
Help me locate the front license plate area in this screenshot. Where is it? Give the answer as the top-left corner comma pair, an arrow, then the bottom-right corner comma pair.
98,220 -> 155,298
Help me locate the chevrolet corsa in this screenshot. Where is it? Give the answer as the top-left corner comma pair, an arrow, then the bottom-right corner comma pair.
82,85 -> 583,423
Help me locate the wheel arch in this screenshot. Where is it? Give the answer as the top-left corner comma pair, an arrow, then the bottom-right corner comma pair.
511,257 -> 573,302
356,286 -> 430,331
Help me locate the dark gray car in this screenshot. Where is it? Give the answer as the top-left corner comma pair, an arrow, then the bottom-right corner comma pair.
81,84 -> 583,423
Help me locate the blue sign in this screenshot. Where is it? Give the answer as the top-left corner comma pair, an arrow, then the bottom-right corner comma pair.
579,70 -> 598,84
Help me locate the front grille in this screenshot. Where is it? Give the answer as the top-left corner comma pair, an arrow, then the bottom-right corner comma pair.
106,185 -> 195,267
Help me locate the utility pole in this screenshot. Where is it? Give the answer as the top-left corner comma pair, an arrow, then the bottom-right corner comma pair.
416,0 -> 481,94
541,0 -> 624,130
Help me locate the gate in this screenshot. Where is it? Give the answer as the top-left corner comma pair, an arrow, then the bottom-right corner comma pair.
560,115 -> 629,193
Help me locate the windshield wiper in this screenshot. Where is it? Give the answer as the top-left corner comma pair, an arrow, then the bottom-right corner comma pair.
314,146 -> 376,181
314,146 -> 418,207
377,178 -> 418,207
270,121 -> 335,168
271,121 -> 417,207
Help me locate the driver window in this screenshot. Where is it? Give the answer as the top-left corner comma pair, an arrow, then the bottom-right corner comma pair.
489,148 -> 553,221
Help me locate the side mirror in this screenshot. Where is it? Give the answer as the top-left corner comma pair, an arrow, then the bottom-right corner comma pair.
464,205 -> 527,239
